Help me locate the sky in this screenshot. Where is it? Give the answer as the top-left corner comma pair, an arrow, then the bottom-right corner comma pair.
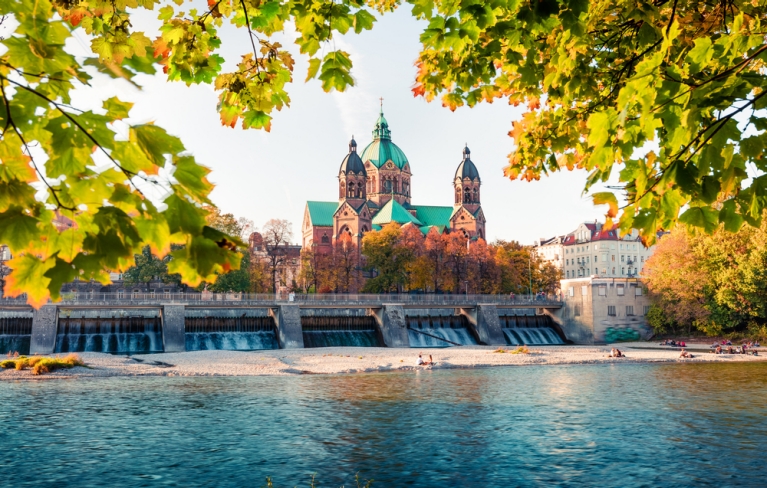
61,4 -> 614,245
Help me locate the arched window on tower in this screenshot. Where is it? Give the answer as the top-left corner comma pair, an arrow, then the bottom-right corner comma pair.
321,234 -> 330,244
340,182 -> 346,199
472,188 -> 478,203
455,189 -> 461,204
464,187 -> 471,203
403,180 -> 409,196
384,179 -> 392,193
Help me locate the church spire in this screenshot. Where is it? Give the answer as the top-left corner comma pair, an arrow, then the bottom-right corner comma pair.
372,97 -> 391,141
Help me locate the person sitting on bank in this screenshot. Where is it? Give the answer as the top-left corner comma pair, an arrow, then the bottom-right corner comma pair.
715,345 -> 723,354
615,348 -> 625,357
679,349 -> 693,359
417,353 -> 425,366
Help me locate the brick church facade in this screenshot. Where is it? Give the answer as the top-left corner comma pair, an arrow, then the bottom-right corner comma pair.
302,109 -> 486,250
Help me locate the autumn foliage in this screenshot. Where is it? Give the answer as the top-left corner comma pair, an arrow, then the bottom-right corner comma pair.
300,223 -> 561,295
644,223 -> 767,339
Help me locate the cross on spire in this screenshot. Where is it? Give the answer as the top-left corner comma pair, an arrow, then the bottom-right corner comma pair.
379,97 -> 384,113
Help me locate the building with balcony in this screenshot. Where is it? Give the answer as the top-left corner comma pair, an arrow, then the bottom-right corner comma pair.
536,221 -> 660,279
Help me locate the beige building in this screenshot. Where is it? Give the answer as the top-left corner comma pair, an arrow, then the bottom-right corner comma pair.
537,221 -> 658,279
554,277 -> 653,343
536,235 -> 564,269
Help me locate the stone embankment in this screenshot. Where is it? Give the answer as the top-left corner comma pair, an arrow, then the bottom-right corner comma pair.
2,343 -> 765,379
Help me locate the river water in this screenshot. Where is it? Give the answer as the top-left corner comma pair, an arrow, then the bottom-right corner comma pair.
1,363 -> 766,487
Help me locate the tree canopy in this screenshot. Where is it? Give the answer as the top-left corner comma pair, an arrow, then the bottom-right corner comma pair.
644,222 -> 767,339
2,0 -> 765,305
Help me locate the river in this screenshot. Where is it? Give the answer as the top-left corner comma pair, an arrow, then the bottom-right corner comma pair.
1,363 -> 765,487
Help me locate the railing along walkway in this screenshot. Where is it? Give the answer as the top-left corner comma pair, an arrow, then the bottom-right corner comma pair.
0,293 -> 563,307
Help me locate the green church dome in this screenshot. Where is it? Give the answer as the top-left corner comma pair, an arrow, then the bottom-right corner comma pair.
359,110 -> 409,170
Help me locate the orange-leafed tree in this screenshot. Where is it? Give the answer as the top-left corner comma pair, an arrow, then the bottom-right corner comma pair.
445,232 -> 470,294
331,234 -> 363,293
467,238 -> 499,294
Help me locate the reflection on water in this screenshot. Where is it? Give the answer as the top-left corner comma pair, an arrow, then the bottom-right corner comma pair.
1,363 -> 767,486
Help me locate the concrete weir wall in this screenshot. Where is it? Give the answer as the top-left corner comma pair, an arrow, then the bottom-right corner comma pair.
30,305 -> 58,354
374,305 -> 410,348
460,305 -> 505,346
162,305 -> 186,352
275,305 -> 304,349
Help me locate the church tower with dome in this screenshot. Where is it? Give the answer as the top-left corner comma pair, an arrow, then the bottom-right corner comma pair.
302,107 -> 486,251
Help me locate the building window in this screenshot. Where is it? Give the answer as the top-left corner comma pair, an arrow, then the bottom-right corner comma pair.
644,306 -> 650,315
601,268 -> 606,275
569,287 -> 574,297
574,305 -> 581,316
635,286 -> 643,296
608,306 -> 616,316
611,255 -> 615,261
621,255 -> 625,262
621,267 -> 625,275
566,270 -> 570,278
617,285 -> 625,296
321,234 -> 330,244
626,306 -> 634,316
581,286 -> 587,296
602,254 -> 607,262
598,286 -> 606,296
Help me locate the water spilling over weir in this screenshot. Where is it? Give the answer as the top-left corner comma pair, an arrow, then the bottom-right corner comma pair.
185,312 -> 279,351
301,316 -> 381,348
55,310 -> 163,354
0,312 -> 33,355
407,315 -> 478,347
499,313 -> 564,345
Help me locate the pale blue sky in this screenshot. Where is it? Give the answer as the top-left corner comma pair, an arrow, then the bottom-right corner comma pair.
64,4 -> 612,244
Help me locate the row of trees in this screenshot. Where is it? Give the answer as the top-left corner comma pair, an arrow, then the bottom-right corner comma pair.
299,223 -> 561,295
123,209 -> 294,294
644,222 -> 767,339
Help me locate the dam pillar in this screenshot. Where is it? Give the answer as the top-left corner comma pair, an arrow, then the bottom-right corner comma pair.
30,305 -> 58,354
375,304 -> 410,348
461,305 -> 505,346
162,304 -> 186,352
275,305 -> 304,349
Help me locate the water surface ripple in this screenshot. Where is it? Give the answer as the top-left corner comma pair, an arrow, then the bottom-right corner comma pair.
1,363 -> 766,487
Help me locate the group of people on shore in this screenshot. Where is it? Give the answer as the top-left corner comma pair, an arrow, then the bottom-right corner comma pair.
416,353 -> 434,367
659,339 -> 687,348
710,342 -> 759,355
608,348 -> 625,358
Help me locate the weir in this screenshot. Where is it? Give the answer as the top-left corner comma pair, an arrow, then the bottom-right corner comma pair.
185,309 -> 278,351
300,308 -> 382,348
5,294 -> 568,353
499,310 -> 565,345
0,311 -> 33,355
406,313 -> 477,348
301,316 -> 380,348
54,309 -> 164,354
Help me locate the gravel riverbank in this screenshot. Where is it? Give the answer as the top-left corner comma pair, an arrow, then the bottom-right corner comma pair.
2,343 -> 765,380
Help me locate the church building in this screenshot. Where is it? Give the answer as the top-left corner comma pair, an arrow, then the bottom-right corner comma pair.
301,109 -> 486,251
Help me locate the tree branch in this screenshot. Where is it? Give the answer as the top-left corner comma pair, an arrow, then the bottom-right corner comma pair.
0,78 -> 76,211
5,77 -> 151,197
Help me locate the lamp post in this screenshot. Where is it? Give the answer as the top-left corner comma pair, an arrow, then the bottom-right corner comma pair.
464,280 -> 469,296
528,249 -> 533,300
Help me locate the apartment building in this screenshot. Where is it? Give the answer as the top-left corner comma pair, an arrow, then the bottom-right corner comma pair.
537,221 -> 659,279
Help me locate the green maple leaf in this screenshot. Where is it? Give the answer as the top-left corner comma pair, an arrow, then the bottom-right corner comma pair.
103,96 -> 134,120
172,156 -> 213,201
4,254 -> 55,308
131,124 -> 185,166
0,206 -> 41,253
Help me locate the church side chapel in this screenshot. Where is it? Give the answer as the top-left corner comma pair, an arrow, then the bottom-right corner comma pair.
302,106 -> 486,251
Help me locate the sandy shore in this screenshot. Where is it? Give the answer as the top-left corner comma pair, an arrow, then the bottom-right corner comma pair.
2,343 -> 765,380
